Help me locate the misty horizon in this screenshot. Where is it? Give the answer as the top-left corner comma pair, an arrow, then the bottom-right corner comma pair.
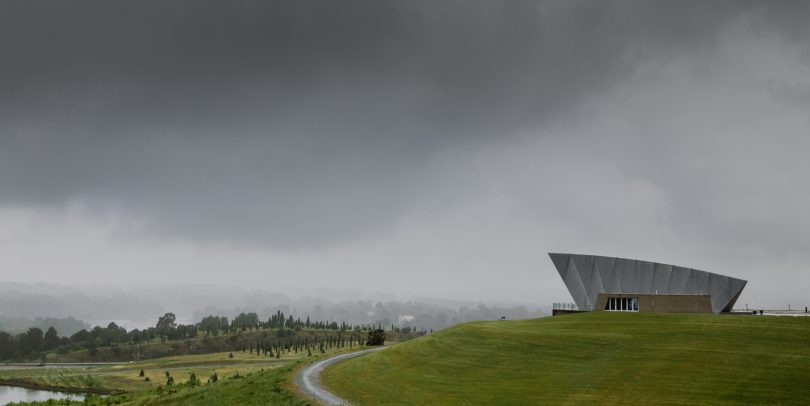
2,1 -> 810,311
0,281 -> 547,335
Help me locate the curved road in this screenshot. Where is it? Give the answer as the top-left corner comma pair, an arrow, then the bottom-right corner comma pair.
295,347 -> 387,405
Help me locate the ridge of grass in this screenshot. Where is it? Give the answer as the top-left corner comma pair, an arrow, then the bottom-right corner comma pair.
322,312 -> 810,405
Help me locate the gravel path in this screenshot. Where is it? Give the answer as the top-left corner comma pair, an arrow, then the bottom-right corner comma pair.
294,347 -> 386,405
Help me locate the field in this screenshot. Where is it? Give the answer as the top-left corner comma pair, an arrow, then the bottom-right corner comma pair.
322,312 -> 810,405
0,322 -> 423,405
1,351 -> 295,394
36,328 -> 386,364
1,338 -> 373,405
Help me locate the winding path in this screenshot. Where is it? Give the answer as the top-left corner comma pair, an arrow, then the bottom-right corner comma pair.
295,347 -> 387,405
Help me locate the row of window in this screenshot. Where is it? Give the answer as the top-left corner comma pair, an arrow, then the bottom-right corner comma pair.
604,297 -> 639,312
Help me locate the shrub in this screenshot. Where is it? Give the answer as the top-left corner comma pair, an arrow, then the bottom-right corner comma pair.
366,329 -> 386,346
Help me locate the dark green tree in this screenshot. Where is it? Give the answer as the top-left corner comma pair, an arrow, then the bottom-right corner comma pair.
0,332 -> 13,360
156,313 -> 177,341
22,327 -> 44,355
43,326 -> 59,350
366,329 -> 386,346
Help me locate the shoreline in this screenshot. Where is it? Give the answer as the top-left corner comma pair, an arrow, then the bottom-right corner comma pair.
0,378 -> 126,396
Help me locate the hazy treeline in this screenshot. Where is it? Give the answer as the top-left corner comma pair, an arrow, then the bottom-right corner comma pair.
0,309 -> 397,362
199,310 -> 354,335
0,283 -> 546,332
197,300 -> 546,332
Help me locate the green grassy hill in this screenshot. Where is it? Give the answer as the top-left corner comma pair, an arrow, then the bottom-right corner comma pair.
322,312 -> 810,405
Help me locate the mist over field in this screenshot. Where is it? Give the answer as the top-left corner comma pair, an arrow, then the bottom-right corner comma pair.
0,282 -> 544,334
1,0 -> 810,319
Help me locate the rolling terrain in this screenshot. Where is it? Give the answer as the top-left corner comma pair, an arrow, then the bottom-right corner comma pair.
322,312 -> 810,405
0,327 -> 416,405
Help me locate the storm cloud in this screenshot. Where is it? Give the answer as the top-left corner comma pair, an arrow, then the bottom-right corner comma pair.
1,1 -> 809,305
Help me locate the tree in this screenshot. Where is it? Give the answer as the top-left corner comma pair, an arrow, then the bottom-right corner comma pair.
247,312 -> 259,331
103,322 -> 126,345
129,329 -> 143,344
156,313 -> 177,341
43,327 -> 59,350
366,329 -> 386,346
0,331 -> 13,360
21,327 -> 44,356
199,315 -> 225,336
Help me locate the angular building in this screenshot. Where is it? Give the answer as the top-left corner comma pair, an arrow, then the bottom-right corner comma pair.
550,253 -> 747,314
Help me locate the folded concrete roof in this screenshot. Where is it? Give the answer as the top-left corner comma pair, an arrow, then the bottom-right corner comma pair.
550,253 -> 747,313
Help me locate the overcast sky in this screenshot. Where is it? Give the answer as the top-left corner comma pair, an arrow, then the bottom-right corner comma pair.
1,1 -> 809,307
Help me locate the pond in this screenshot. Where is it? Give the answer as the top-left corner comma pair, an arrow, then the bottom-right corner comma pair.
0,385 -> 85,405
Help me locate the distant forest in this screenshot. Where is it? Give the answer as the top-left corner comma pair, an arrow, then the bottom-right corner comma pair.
0,310 -> 403,362
193,300 -> 546,332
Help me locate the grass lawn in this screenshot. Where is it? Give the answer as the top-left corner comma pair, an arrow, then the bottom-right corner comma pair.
321,312 -> 810,405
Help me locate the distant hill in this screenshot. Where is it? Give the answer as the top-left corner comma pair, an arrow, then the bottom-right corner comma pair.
0,282 -> 545,332
323,312 -> 810,405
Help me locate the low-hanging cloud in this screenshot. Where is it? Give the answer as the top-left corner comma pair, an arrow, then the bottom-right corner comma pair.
3,0 -> 803,248
1,1 -> 809,306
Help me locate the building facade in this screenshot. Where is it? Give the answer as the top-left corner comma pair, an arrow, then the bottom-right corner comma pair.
550,253 -> 747,314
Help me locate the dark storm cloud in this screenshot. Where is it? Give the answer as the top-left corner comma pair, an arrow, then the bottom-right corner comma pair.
0,0 -> 806,248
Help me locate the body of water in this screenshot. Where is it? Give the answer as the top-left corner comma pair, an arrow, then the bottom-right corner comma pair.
0,385 -> 84,405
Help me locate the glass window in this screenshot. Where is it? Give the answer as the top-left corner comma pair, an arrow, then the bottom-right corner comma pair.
604,297 -> 639,312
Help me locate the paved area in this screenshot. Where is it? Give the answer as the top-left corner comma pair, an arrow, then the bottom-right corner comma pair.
295,347 -> 386,405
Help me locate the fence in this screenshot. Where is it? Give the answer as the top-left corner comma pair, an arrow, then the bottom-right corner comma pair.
552,302 -> 579,311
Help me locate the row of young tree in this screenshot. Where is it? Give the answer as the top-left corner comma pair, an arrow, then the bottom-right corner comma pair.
199,310 -> 359,335
0,310 -> 394,361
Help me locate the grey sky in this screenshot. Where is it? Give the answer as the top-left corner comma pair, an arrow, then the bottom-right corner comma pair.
1,1 -> 809,307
